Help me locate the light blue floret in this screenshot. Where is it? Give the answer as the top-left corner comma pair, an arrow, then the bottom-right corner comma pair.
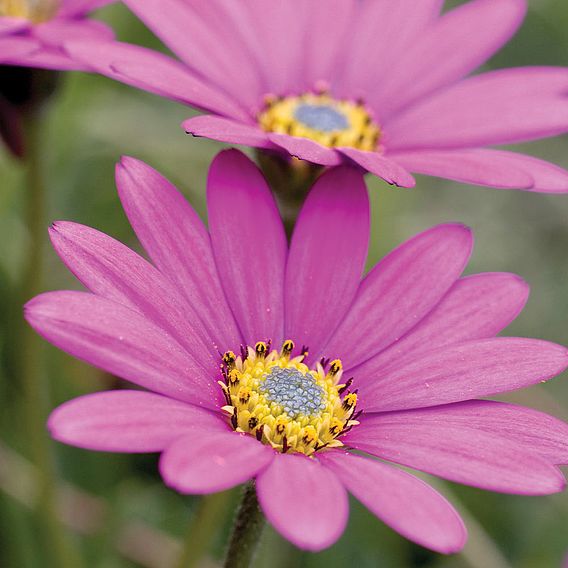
294,103 -> 349,132
259,367 -> 326,419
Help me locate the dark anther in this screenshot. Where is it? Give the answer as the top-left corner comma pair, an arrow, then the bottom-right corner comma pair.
282,436 -> 289,454
255,425 -> 264,441
300,345 -> 309,359
248,416 -> 258,430
338,377 -> 354,394
240,344 -> 247,360
255,341 -> 268,358
231,411 -> 238,430
222,351 -> 236,369
282,340 -> 295,356
320,356 -> 330,369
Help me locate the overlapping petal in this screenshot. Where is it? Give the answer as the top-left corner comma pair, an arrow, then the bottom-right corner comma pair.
256,454 -> 348,552
321,451 -> 467,554
285,167 -> 369,357
49,390 -> 227,452
207,150 -> 287,345
160,430 -> 274,494
25,291 -> 221,408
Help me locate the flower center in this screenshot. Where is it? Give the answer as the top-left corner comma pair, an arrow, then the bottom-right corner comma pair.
218,340 -> 360,456
0,0 -> 59,22
258,92 -> 381,152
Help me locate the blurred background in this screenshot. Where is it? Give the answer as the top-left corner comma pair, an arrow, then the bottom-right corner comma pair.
1,0 -> 568,566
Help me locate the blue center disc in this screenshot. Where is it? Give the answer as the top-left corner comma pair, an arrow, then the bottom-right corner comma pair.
294,103 -> 349,132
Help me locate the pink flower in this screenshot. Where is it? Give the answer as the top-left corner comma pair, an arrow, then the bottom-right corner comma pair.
65,0 -> 568,192
26,149 -> 568,553
0,0 -> 114,70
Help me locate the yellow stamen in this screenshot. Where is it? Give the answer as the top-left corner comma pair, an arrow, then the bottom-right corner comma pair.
0,0 -> 59,22
258,92 -> 381,152
219,340 -> 358,457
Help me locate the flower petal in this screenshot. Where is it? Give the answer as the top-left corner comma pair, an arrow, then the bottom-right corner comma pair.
58,0 -> 114,17
338,147 -> 416,187
376,0 -> 527,116
0,17 -> 30,36
268,133 -> 342,166
364,273 -> 529,376
0,36 -> 39,62
183,115 -> 273,149
207,150 -> 287,346
320,451 -> 467,554
48,390 -> 227,452
122,0 -> 264,110
49,221 -> 217,367
32,18 -> 114,47
322,224 -> 472,369
359,338 -> 568,413
25,291 -> 221,408
256,454 -> 348,552
64,39 -> 249,120
115,157 -> 241,352
284,167 -> 369,356
391,148 -> 568,192
159,430 -> 274,494
356,400 -> 568,465
386,67 -> 568,150
389,149 -> 534,189
346,407 -> 567,495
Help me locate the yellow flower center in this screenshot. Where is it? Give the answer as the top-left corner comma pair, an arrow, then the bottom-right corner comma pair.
258,92 -> 381,152
218,340 -> 360,457
0,0 -> 59,22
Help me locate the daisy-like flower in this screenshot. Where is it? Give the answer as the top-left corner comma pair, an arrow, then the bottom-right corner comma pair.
64,0 -> 568,192
26,150 -> 568,553
0,0 -> 113,70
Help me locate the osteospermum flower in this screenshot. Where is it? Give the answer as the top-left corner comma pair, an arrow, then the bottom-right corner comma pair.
64,0 -> 568,192
26,150 -> 568,553
0,0 -> 113,69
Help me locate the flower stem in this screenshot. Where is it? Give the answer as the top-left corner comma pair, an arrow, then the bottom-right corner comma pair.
223,482 -> 265,568
257,151 -> 321,239
18,105 -> 83,568
175,491 -> 232,568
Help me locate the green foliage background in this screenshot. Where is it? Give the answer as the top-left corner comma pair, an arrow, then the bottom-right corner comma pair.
1,1 -> 568,566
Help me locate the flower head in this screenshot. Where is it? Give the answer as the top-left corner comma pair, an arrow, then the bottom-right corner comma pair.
27,150 -> 568,552
0,0 -> 114,70
65,0 -> 568,192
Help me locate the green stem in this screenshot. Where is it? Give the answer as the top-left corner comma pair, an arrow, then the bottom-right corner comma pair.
19,109 -> 83,568
223,482 -> 265,568
175,491 -> 232,568
256,151 -> 321,239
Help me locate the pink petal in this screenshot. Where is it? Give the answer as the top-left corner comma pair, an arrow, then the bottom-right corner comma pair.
339,147 -> 416,187
0,17 -> 30,36
58,0 -> 114,17
334,0 -> 441,100
284,167 -> 369,356
363,273 -> 529,376
25,291 -> 222,409
32,18 -> 114,47
183,115 -> 273,149
115,157 -> 241,353
320,451 -> 467,554
375,0 -> 527,116
356,400 -> 568,465
391,148 -> 568,192
64,40 -> 249,120
8,46 -> 82,70
389,148 -> 533,189
207,150 -> 287,346
49,221 -> 218,367
159,430 -> 274,494
48,390 -> 227,452
322,224 -> 472,369
256,454 -> 348,552
386,67 -> 568,150
268,133 -> 342,166
0,37 -> 39,62
359,338 -> 568,413
122,0 -> 264,111
346,408 -> 567,495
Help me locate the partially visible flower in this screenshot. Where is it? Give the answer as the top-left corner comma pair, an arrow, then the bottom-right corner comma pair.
65,0 -> 568,192
0,0 -> 114,70
26,150 -> 568,553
